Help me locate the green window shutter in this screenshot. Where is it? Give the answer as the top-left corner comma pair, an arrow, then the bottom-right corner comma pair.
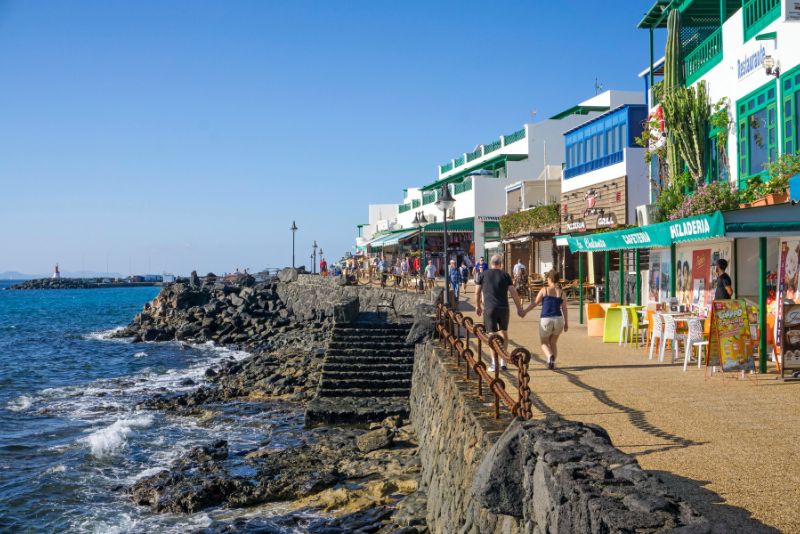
781,66 -> 800,156
738,116 -> 748,189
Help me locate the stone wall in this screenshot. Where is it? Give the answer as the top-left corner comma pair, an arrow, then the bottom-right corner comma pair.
276,274 -> 441,321
411,343 -> 709,534
410,341 -> 522,534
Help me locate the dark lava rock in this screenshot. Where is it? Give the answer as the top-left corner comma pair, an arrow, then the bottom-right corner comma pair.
356,426 -> 394,453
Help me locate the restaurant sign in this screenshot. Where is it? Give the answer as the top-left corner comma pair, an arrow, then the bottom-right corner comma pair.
566,211 -> 725,252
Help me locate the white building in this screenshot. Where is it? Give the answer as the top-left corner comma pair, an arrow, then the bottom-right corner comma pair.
640,0 -> 800,188
354,203 -> 398,254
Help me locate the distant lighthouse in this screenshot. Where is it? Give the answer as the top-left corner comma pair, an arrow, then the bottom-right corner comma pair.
52,263 -> 61,279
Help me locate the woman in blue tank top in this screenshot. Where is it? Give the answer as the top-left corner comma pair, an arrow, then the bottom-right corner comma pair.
522,270 -> 568,370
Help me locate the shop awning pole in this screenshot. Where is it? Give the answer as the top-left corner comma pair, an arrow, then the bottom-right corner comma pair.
670,244 -> 677,298
759,237 -> 767,374
635,249 -> 641,305
604,251 -> 610,303
733,238 -> 738,299
579,252 -> 584,325
619,251 -> 625,305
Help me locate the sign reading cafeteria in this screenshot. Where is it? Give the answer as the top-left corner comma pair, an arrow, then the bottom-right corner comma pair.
565,211 -> 725,252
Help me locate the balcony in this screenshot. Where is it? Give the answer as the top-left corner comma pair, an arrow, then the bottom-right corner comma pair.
440,162 -> 453,174
398,203 -> 412,213
466,148 -> 482,163
743,0 -> 780,41
684,27 -> 723,85
422,191 -> 437,205
564,151 -> 623,179
453,177 -> 473,195
503,128 -> 526,145
412,199 -> 421,209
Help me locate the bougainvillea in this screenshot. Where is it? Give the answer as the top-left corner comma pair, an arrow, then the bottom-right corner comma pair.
499,204 -> 560,238
669,181 -> 740,220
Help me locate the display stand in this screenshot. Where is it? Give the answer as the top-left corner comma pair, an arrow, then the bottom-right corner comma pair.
706,299 -> 757,384
780,303 -> 800,381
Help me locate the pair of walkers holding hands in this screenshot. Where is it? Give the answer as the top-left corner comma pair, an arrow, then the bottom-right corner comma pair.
474,255 -> 568,371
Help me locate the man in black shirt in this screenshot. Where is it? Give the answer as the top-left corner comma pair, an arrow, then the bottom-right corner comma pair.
714,258 -> 733,300
475,255 -> 524,372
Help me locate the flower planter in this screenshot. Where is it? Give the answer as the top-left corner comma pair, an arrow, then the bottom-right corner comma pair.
764,192 -> 789,205
750,198 -> 768,207
739,202 -> 751,209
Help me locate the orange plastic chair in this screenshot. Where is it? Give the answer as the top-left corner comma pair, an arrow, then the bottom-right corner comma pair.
586,303 -> 606,337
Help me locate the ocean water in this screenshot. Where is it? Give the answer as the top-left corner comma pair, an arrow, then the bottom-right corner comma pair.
0,282 -> 306,532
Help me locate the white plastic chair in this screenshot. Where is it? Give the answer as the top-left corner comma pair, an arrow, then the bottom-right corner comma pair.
683,317 -> 708,371
659,315 -> 686,363
648,313 -> 664,360
619,308 -> 632,346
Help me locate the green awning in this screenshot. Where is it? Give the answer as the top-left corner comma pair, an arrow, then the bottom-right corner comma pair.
420,154 -> 527,191
566,211 -> 725,252
380,229 -> 418,246
424,217 -> 475,233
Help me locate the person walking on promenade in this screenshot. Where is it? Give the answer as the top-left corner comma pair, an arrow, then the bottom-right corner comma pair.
522,269 -> 568,370
401,256 -> 410,288
425,261 -> 436,290
319,257 -> 328,276
378,256 -> 388,288
475,255 -> 524,372
448,259 -> 463,304
459,263 -> 469,294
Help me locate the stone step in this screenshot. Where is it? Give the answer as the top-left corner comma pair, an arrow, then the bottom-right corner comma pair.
305,396 -> 409,425
328,341 -> 412,350
317,387 -> 410,398
330,335 -> 410,344
325,356 -> 414,366
323,363 -> 414,373
319,378 -> 412,390
322,370 -> 413,380
326,347 -> 415,357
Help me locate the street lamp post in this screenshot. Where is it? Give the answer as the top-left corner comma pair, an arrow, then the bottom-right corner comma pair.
412,211 -> 428,290
435,184 -> 456,307
290,221 -> 298,269
312,240 -> 318,274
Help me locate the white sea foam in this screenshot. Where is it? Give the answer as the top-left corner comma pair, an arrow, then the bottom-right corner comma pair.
84,326 -> 129,342
6,395 -> 32,412
133,351 -> 148,358
81,414 -> 154,458
44,464 -> 67,475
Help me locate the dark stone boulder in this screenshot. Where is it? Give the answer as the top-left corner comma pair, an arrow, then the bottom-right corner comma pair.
333,297 -> 359,324
356,426 -> 393,453
189,270 -> 201,287
278,268 -> 298,283
405,303 -> 437,345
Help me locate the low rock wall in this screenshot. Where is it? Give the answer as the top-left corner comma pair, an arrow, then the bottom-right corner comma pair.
410,341 -> 522,534
411,343 -> 709,534
276,274 -> 440,321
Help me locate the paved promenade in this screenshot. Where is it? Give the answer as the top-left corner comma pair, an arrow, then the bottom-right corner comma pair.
439,281 -> 796,533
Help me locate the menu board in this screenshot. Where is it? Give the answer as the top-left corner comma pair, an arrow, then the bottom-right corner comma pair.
707,299 -> 755,372
782,304 -> 800,376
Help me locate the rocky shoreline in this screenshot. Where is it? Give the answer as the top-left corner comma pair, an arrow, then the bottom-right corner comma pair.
114,271 -> 429,532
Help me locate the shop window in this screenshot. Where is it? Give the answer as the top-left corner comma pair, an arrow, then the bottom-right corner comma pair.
736,81 -> 778,188
781,65 -> 800,156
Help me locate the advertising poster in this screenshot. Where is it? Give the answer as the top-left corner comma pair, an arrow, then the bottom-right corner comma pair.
782,304 -> 800,374
708,299 -> 755,372
660,257 -> 670,303
675,251 -> 693,307
691,249 -> 711,314
776,240 -> 800,353
649,251 -> 661,303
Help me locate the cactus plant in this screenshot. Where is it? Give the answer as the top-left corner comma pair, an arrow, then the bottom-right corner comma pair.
662,81 -> 710,187
663,8 -> 685,182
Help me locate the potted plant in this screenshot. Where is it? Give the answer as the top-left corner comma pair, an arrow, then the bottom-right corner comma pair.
739,176 -> 763,208
761,152 -> 800,205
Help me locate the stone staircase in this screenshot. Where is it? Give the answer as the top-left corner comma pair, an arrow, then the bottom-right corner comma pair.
305,317 -> 415,425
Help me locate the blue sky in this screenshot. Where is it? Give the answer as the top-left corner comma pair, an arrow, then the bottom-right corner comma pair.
0,1 -> 664,275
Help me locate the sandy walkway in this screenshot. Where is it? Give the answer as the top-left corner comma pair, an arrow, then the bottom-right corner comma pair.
438,281 -> 799,533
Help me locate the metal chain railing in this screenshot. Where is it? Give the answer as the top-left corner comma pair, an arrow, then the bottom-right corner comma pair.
435,304 -> 532,420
